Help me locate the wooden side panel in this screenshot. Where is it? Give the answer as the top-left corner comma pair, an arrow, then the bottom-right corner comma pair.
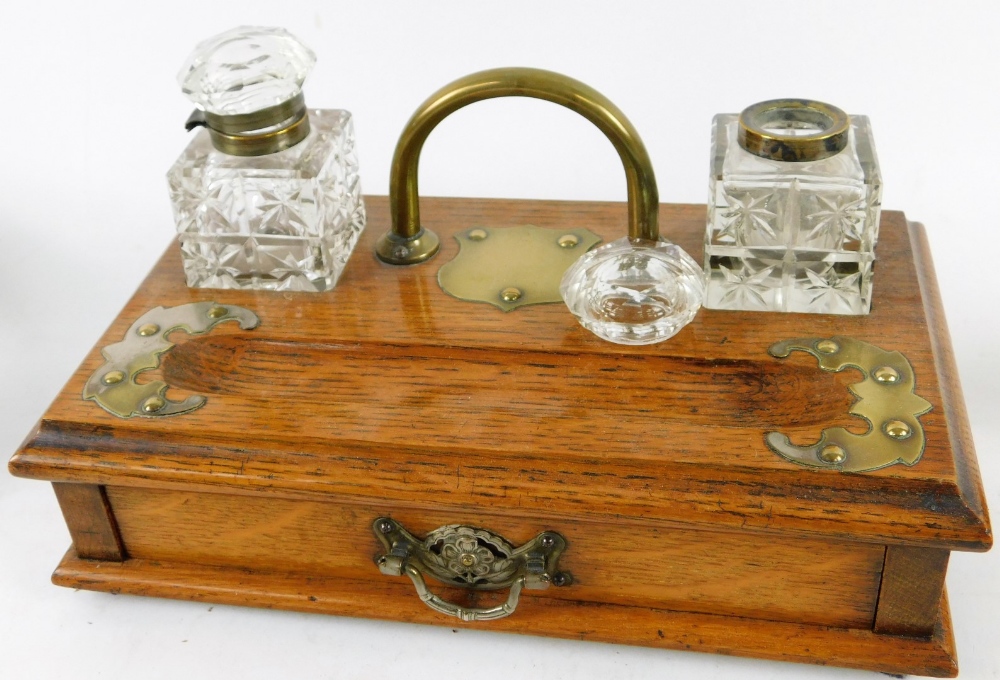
104,486 -> 884,629
51,549 -> 959,678
875,545 -> 950,637
52,482 -> 125,561
909,222 -> 992,539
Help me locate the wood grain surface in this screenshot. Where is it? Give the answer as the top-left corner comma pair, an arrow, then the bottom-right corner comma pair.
51,548 -> 958,678
52,483 -> 125,561
104,484 -> 884,629
874,545 -> 950,637
10,197 -> 990,552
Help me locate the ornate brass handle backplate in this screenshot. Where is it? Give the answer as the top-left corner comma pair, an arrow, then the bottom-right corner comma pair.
373,518 -> 571,622
375,67 -> 660,265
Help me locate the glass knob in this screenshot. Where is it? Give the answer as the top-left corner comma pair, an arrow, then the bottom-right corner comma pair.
560,237 -> 705,345
177,26 -> 316,116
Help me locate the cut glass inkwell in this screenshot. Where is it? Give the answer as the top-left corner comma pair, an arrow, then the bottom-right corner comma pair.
705,99 -> 881,314
167,26 -> 366,292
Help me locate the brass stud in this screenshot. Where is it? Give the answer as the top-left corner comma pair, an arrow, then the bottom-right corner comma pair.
558,234 -> 580,248
208,306 -> 228,319
101,370 -> 126,386
141,396 -> 165,413
500,287 -> 522,302
468,229 -> 488,241
816,339 -> 839,354
460,553 -> 477,567
884,420 -> 912,440
873,366 -> 900,384
137,323 -> 160,337
819,444 -> 847,464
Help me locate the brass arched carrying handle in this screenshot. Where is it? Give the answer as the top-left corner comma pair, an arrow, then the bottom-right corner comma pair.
375,67 -> 660,265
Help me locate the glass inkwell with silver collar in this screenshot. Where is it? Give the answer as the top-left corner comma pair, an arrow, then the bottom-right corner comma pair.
167,26 -> 366,292
704,99 -> 881,315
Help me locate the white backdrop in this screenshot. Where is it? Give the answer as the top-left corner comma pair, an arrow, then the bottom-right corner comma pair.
1,2 -> 998,678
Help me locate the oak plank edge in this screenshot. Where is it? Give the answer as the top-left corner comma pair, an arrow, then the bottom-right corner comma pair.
874,546 -> 950,637
9,453 -> 987,552
11,428 -> 991,552
19,416 -> 970,492
908,222 -> 992,548
51,483 -> 126,561
51,548 -> 958,678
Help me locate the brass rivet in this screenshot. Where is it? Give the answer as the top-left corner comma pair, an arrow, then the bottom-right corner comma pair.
468,229 -> 488,241
873,366 -> 900,384
137,323 -> 160,337
208,306 -> 228,319
500,287 -> 522,302
884,420 -> 912,440
101,370 -> 126,386
141,396 -> 165,413
819,444 -> 847,464
460,553 -> 477,567
816,339 -> 839,354
558,234 -> 580,248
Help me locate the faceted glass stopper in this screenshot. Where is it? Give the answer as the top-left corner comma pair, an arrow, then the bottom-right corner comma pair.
560,237 -> 705,345
177,26 -> 317,116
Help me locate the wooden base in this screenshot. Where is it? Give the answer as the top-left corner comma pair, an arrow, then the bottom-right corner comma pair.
53,547 -> 958,677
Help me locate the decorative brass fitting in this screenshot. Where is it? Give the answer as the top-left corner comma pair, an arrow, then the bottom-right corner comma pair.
83,301 -> 260,418
765,336 -> 932,473
376,67 -> 661,265
738,99 -> 850,163
372,518 -> 570,622
185,92 -> 311,157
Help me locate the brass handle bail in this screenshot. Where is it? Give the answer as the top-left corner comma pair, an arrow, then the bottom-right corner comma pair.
376,67 -> 660,265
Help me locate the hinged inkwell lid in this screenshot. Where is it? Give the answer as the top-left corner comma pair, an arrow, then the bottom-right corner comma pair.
178,26 -> 316,156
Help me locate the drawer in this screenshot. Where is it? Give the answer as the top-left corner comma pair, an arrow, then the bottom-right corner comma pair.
104,485 -> 883,629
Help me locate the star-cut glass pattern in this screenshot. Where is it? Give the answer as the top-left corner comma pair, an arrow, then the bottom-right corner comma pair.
717,191 -> 778,245
803,193 -> 867,246
800,265 -> 867,315
714,260 -> 777,310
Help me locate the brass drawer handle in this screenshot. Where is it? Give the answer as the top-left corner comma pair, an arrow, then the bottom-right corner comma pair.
401,565 -> 524,622
373,518 -> 570,622
375,67 -> 660,264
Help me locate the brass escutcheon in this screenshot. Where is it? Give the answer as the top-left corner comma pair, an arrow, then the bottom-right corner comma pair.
437,225 -> 602,311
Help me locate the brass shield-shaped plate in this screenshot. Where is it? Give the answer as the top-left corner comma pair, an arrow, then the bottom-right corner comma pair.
437,225 -> 601,311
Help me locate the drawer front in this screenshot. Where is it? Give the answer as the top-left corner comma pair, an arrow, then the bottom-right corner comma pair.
105,486 -> 883,629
